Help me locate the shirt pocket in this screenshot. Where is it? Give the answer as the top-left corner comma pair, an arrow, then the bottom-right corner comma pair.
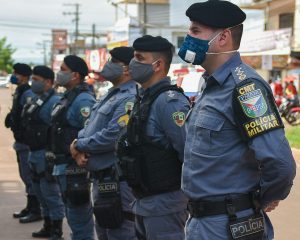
97,103 -> 113,116
191,114 -> 225,155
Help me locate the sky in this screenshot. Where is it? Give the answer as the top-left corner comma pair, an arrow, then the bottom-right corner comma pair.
0,0 -> 263,64
0,0 -> 117,63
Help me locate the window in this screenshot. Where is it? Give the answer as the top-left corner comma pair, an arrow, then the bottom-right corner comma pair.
177,36 -> 185,48
279,13 -> 294,31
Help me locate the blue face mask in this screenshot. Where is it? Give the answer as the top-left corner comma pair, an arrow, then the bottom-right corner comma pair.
178,35 -> 211,65
10,75 -> 19,85
179,29 -> 238,65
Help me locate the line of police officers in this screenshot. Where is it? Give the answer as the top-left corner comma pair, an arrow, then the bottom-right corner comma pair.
5,1 -> 296,240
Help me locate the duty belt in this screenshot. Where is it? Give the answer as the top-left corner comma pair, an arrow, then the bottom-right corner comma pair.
187,195 -> 254,218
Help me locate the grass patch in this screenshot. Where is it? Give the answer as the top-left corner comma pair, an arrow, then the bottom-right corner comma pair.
285,125 -> 300,149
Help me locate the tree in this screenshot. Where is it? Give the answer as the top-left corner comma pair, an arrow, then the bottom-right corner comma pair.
0,37 -> 16,74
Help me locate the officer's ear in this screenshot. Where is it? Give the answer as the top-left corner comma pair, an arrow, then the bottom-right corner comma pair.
122,65 -> 130,77
153,58 -> 164,73
72,72 -> 82,82
219,29 -> 232,47
45,78 -> 52,86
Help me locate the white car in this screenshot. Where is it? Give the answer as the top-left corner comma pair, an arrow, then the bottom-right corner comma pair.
0,75 -> 11,88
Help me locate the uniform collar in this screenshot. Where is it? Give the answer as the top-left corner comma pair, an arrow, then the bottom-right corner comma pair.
64,83 -> 86,97
117,80 -> 136,92
142,77 -> 171,97
204,52 -> 242,87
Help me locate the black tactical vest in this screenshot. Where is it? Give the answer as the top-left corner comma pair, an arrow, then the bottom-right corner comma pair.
9,83 -> 31,143
21,89 -> 55,151
50,84 -> 89,155
126,84 -> 187,197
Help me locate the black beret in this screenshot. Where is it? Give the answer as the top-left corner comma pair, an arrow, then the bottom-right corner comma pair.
133,35 -> 173,52
110,47 -> 134,65
186,0 -> 246,28
64,55 -> 88,77
13,63 -> 32,76
33,65 -> 54,80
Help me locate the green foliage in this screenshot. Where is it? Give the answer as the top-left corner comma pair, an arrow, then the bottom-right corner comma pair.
286,125 -> 300,149
0,37 -> 16,74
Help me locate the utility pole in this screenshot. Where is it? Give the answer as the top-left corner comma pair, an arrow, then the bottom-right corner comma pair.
63,3 -> 81,54
92,24 -> 96,49
42,41 -> 47,65
36,40 -> 51,65
142,0 -> 147,35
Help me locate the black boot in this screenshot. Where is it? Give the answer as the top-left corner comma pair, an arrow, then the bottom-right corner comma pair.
13,195 -> 30,218
19,195 -> 42,223
32,217 -> 52,238
49,220 -> 64,240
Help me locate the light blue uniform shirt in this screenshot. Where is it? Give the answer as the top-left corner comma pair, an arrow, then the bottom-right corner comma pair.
76,80 -> 136,171
182,53 -> 296,207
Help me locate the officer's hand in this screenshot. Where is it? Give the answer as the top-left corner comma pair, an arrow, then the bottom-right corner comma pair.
70,140 -> 80,159
75,152 -> 88,167
264,200 -> 280,212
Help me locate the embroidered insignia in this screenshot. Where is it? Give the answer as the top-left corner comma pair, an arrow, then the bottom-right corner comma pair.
238,85 -> 267,118
80,107 -> 91,118
125,102 -> 134,113
235,66 -> 247,80
172,112 -> 185,127
118,114 -> 129,127
167,90 -> 175,98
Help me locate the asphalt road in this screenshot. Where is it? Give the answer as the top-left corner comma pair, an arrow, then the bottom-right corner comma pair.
0,87 -> 299,240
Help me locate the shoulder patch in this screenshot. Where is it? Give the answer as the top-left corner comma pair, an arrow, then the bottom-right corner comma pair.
172,111 -> 186,127
233,79 -> 283,140
80,107 -> 91,118
118,114 -> 129,127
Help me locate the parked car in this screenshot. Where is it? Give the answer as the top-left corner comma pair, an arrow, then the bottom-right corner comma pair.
0,74 -> 11,88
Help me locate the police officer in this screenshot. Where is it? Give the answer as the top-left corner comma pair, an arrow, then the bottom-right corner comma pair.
50,55 -> 96,240
69,47 -> 137,240
117,36 -> 190,239
179,1 -> 296,240
21,66 -> 65,239
5,63 -> 42,223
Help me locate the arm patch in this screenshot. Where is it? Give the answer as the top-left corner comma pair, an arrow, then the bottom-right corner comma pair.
232,78 -> 283,140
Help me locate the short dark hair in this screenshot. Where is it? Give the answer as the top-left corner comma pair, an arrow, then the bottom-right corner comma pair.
152,47 -> 174,72
231,24 -> 243,49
